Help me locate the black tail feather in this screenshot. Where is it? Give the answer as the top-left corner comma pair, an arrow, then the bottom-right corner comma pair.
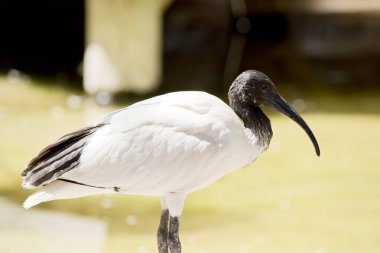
22,124 -> 105,187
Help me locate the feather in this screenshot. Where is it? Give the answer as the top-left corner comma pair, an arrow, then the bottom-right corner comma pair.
23,180 -> 114,209
21,124 -> 105,188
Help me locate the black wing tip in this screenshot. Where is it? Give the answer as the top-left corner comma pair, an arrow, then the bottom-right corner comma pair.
21,164 -> 33,177
20,124 -> 105,186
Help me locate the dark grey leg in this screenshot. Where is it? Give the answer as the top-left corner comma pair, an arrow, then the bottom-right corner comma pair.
157,209 -> 169,253
168,216 -> 181,253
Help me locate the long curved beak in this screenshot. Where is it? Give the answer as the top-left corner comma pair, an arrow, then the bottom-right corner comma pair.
266,94 -> 320,156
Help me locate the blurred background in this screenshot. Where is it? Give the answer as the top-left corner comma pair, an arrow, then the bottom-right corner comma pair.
0,0 -> 380,253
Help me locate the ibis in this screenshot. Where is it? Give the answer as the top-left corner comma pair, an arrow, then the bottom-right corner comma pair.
22,70 -> 320,253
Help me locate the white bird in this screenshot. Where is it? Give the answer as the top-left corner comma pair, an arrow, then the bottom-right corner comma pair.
22,70 -> 320,253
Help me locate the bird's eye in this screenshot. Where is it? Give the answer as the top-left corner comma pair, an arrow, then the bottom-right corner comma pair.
261,84 -> 268,93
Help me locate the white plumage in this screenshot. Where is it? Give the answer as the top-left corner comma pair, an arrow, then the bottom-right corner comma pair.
22,70 -> 319,252
23,91 -> 264,210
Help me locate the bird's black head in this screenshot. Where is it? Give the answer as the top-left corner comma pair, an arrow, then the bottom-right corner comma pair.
229,70 -> 320,156
228,70 -> 277,106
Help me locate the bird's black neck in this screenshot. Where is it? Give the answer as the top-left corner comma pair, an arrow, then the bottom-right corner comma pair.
230,102 -> 273,148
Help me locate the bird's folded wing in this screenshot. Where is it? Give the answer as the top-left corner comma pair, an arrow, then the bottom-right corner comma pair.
64,98 -> 229,189
22,91 -> 239,192
21,124 -> 105,188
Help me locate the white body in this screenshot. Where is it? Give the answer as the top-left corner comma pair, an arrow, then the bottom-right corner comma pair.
24,91 -> 265,214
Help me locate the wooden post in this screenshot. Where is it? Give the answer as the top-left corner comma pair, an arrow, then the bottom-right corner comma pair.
84,0 -> 173,94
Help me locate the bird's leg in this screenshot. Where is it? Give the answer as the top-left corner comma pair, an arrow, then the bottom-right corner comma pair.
168,216 -> 181,253
157,209 -> 169,253
164,192 -> 186,253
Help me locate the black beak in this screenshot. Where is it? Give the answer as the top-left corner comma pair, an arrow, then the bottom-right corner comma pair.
265,94 -> 320,156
